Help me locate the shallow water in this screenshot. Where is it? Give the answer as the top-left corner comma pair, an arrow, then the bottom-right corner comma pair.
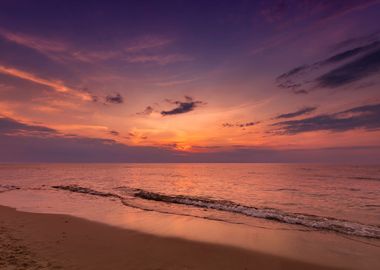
1,163 -> 380,269
1,163 -> 379,224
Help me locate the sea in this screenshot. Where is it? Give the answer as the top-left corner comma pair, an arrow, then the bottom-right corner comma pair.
0,163 -> 379,240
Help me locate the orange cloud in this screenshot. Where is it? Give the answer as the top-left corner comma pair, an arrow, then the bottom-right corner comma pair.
0,28 -> 67,53
0,65 -> 92,101
0,28 -> 118,63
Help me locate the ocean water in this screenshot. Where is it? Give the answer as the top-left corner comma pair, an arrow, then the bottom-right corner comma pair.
0,163 -> 380,239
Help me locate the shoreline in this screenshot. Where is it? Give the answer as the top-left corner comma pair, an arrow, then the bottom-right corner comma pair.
0,205 -> 343,270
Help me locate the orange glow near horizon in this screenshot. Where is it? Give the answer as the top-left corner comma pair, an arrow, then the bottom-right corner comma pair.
1,0 -> 380,162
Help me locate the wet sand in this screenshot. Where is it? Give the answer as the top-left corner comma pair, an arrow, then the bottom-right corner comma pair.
0,205 -> 344,270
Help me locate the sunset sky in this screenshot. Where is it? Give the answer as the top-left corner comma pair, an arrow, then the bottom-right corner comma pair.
1,0 -> 380,162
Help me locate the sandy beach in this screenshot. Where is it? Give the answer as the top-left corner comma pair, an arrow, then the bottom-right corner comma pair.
0,205 -> 345,270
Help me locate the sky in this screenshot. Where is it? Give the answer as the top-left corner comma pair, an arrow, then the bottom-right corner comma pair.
1,0 -> 380,163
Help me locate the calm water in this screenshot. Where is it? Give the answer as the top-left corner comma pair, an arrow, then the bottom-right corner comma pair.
1,163 -> 380,238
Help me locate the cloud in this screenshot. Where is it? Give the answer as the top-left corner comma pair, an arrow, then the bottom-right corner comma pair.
0,28 -> 118,63
125,53 -> 192,65
330,30 -> 380,52
105,93 -> 124,104
0,117 -> 176,162
161,96 -> 205,116
277,65 -> 308,81
125,35 -> 173,52
109,130 -> 119,136
123,36 -> 192,65
317,48 -> 380,88
0,28 -> 67,53
293,89 -> 309,95
222,121 -> 258,128
1,117 -> 380,164
273,103 -> 380,134
275,107 -> 317,119
137,106 -> 154,116
253,1 -> 380,56
0,28 -> 190,67
277,41 -> 380,92
261,0 -> 379,26
321,41 -> 379,65
155,78 -> 198,87
0,117 -> 57,137
0,65 -> 92,101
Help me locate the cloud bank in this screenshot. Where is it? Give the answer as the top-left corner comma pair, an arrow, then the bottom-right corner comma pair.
273,103 -> 380,134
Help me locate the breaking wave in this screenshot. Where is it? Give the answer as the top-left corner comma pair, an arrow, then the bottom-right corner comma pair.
52,185 -> 380,239
0,184 -> 20,193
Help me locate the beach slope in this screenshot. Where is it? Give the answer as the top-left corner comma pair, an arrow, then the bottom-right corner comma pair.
0,205 -> 342,270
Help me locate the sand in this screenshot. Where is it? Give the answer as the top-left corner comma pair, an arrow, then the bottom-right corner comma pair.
0,205 -> 344,270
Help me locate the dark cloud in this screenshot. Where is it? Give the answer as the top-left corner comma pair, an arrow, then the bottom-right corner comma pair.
137,106 -> 154,116
293,89 -> 309,95
330,30 -> 380,52
277,41 -> 380,92
105,93 -> 123,104
161,96 -> 205,116
223,121 -> 258,128
321,41 -> 379,66
238,122 -> 257,127
109,130 -> 119,136
275,107 -> 317,119
277,81 -> 303,91
273,103 -> 380,134
0,117 -> 57,136
277,65 -> 308,81
317,48 -> 380,88
91,95 -> 99,102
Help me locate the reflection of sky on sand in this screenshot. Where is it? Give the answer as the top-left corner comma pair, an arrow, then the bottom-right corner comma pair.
0,189 -> 379,270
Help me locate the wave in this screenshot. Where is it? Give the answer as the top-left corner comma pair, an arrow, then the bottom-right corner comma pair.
0,184 -> 20,193
52,185 -> 380,239
348,176 -> 380,181
52,185 -> 122,198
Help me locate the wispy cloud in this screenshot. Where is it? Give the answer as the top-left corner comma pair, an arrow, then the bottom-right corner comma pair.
109,130 -> 120,136
322,41 -> 379,65
123,35 -> 192,65
125,53 -> 192,65
253,1 -> 380,56
0,65 -> 92,101
0,28 -> 115,63
0,116 -> 57,137
0,28 -> 190,66
273,103 -> 380,134
261,0 -> 379,27
317,48 -> 380,88
136,106 -> 154,116
125,35 -> 173,52
276,41 -> 380,92
329,30 -> 380,52
275,107 -> 317,119
0,28 -> 67,53
154,78 -> 198,87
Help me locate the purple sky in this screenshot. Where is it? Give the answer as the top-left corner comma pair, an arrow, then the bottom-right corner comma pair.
1,0 -> 380,163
